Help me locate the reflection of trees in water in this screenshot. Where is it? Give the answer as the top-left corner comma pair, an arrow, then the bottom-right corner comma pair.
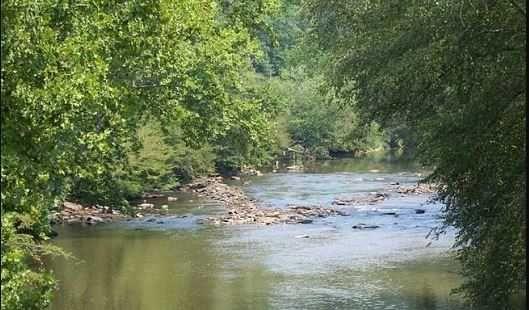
372,278 -> 464,310
48,229 -> 275,310
415,283 -> 437,310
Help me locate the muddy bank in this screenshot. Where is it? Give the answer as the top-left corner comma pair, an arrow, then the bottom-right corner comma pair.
180,176 -> 347,225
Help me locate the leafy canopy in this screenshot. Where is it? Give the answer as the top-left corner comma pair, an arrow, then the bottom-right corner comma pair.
1,0 -> 278,308
303,0 -> 526,307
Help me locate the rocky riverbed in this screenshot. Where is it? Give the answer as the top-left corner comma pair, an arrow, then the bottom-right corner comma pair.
51,201 -> 126,225
332,183 -> 436,206
52,176 -> 437,226
179,176 -> 347,225
179,176 -> 436,226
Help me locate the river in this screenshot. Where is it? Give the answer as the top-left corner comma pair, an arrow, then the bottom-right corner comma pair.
48,157 -> 467,310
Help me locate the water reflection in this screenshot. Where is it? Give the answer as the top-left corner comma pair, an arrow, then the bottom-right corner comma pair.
49,226 -> 278,310
49,224 -> 466,310
416,285 -> 438,310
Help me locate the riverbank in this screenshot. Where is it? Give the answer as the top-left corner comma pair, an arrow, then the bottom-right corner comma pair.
51,201 -> 126,225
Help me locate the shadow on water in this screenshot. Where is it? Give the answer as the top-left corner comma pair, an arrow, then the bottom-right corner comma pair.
416,285 -> 438,309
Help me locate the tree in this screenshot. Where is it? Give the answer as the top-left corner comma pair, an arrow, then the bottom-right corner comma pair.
1,0 -> 278,308
304,0 -> 526,307
281,66 -> 382,158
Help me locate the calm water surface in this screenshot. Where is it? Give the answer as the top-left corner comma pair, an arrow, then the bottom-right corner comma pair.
49,157 -> 468,310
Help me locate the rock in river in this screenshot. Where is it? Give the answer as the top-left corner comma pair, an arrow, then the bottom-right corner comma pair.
295,235 -> 310,238
86,216 -> 104,225
352,224 -> 380,229
298,219 -> 313,224
138,203 -> 155,209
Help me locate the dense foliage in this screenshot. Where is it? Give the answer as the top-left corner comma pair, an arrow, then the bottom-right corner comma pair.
3,0 -> 524,308
251,0 -> 386,159
252,0 -> 304,76
304,0 -> 526,307
1,0 -> 278,308
269,65 -> 384,159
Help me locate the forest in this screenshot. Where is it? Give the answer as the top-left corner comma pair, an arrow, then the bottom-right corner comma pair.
1,1 -> 525,309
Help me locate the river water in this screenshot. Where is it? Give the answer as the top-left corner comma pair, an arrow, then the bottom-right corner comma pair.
48,157 -> 467,310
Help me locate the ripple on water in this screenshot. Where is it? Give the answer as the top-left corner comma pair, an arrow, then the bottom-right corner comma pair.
240,172 -> 421,207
